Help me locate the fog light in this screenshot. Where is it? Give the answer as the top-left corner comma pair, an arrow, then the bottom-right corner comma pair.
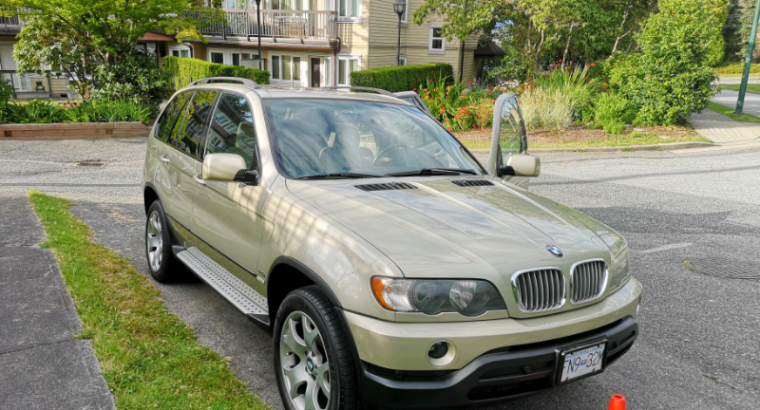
428,342 -> 448,359
426,340 -> 456,367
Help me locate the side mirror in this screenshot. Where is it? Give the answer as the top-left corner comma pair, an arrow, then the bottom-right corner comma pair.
202,153 -> 258,184
487,93 -> 529,177
497,154 -> 540,177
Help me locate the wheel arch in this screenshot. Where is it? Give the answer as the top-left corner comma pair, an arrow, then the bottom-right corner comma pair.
143,183 -> 159,215
267,256 -> 343,320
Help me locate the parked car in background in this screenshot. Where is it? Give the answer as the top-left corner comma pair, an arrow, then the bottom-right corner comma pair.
143,79 -> 641,410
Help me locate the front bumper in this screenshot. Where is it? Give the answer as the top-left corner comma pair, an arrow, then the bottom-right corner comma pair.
358,316 -> 638,410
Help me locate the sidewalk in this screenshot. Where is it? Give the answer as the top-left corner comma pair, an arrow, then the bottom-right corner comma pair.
0,194 -> 114,410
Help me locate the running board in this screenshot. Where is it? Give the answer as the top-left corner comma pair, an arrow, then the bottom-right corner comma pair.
176,247 -> 270,325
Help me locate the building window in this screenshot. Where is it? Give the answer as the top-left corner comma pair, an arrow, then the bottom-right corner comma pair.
270,54 -> 303,84
338,0 -> 361,22
209,51 -> 225,64
398,55 -> 407,66
170,46 -> 191,58
337,55 -> 360,86
232,52 -> 260,68
429,24 -> 445,54
401,0 -> 408,24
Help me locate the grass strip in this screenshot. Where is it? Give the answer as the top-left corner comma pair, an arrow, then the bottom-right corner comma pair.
458,133 -> 709,150
706,101 -> 760,124
28,191 -> 269,410
721,84 -> 760,93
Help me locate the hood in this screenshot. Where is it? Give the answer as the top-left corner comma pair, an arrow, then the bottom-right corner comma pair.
286,177 -> 613,286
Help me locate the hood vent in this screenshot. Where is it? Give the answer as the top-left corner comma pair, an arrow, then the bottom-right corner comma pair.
355,182 -> 417,192
452,180 -> 494,187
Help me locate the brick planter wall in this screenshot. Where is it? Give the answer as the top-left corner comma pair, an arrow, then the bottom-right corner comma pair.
0,122 -> 150,139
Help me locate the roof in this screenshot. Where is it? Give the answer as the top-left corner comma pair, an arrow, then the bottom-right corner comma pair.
185,83 -> 412,105
474,43 -> 506,58
139,32 -> 175,42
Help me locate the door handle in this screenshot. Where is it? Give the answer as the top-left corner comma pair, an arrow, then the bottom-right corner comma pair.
193,175 -> 206,185
160,155 -> 170,164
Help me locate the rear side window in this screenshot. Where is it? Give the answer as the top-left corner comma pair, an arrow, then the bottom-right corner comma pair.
172,90 -> 218,158
154,91 -> 193,143
205,93 -> 257,169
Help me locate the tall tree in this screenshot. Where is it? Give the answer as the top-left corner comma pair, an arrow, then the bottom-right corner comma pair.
4,0 -> 209,98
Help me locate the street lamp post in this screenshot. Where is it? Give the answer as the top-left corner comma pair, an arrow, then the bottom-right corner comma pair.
255,0 -> 263,70
736,0 -> 760,114
393,0 -> 406,66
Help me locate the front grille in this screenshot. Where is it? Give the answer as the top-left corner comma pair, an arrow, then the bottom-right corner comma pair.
570,260 -> 608,304
354,182 -> 417,192
451,180 -> 494,187
513,269 -> 565,312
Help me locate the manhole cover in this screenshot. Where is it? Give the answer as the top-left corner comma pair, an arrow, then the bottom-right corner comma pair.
77,160 -> 105,167
685,257 -> 760,279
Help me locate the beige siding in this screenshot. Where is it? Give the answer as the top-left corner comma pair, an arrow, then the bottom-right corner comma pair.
337,0 -> 371,69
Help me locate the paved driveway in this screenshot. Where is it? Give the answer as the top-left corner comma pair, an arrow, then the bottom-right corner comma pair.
2,138 -> 758,410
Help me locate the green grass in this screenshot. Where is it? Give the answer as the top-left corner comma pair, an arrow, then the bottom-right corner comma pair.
706,101 -> 760,124
720,84 -> 760,93
28,191 -> 269,410
458,133 -> 709,150
713,62 -> 760,75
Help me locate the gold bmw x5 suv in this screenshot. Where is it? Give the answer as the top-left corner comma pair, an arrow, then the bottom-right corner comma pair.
143,78 -> 641,410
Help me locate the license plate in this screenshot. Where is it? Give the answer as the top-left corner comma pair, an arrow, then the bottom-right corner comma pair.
558,342 -> 606,384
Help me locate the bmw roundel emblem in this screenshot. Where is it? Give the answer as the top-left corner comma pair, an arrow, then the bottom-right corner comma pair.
547,245 -> 563,257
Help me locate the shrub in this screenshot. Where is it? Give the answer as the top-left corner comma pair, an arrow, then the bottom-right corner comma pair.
0,100 -> 65,124
713,61 -> 760,75
519,88 -> 574,130
0,78 -> 13,109
534,66 -> 596,123
350,63 -> 454,92
418,76 -> 510,132
93,50 -> 172,110
593,93 -> 635,135
0,99 -> 153,124
163,56 -> 270,90
609,0 -> 719,126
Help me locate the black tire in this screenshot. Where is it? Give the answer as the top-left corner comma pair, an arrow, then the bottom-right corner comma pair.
145,200 -> 180,283
273,286 -> 360,410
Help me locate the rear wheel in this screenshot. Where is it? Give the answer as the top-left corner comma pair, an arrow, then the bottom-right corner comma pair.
274,286 -> 360,410
145,200 -> 180,283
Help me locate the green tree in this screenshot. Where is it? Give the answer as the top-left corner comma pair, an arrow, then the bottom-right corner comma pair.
704,0 -> 729,66
5,0 -> 209,99
609,0 -> 719,125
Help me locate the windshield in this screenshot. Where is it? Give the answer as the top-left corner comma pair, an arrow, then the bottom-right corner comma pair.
263,99 -> 484,179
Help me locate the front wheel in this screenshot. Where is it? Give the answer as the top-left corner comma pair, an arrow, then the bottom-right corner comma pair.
145,200 -> 180,283
273,286 -> 360,410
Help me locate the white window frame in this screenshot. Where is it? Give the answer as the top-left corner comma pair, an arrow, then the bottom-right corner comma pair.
208,49 -> 229,65
337,54 -> 361,86
338,0 -> 362,23
428,24 -> 445,55
398,54 -> 407,66
400,0 -> 408,25
231,51 -> 260,67
169,45 -> 191,58
269,53 -> 305,85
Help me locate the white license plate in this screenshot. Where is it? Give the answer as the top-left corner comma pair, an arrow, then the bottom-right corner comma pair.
559,343 -> 605,383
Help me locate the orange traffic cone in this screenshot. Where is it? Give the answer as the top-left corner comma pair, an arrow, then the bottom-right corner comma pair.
607,394 -> 627,410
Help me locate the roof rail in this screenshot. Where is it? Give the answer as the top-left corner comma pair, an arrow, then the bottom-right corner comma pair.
188,77 -> 258,87
321,86 -> 396,97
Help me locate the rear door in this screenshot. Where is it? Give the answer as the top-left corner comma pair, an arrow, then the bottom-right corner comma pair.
487,93 -> 530,189
192,92 -> 268,294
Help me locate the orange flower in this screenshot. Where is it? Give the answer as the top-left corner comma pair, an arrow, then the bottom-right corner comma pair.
447,127 -> 453,131
440,107 -> 445,113
443,118 -> 449,122
429,79 -> 433,82
413,88 -> 418,91
460,96 -> 466,99
591,63 -> 596,67
472,125 -> 476,128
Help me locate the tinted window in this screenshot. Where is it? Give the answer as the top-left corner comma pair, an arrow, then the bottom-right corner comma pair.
206,93 -> 257,168
171,91 -> 218,158
155,91 -> 193,143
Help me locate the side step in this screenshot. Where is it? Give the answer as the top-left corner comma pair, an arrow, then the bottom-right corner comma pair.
176,247 -> 269,325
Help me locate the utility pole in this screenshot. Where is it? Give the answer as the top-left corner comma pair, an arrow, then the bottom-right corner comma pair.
736,0 -> 760,114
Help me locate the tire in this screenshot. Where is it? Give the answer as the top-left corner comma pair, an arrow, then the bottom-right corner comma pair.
274,286 -> 360,410
145,200 -> 180,283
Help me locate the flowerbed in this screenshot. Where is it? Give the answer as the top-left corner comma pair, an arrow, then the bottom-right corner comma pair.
0,99 -> 153,125
419,78 -> 512,132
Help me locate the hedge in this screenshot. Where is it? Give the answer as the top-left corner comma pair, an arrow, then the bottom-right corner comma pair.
163,56 -> 270,89
713,61 -> 760,75
350,63 -> 454,92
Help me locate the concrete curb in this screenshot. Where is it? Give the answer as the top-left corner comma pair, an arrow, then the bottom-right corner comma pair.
469,141 -> 715,154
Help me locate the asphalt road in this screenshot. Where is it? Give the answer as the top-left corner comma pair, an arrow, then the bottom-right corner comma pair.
1,138 -> 758,410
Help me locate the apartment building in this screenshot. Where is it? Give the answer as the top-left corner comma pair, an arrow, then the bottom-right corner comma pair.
1,1 -> 483,98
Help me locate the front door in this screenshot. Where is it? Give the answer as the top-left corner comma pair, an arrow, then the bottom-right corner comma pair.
310,57 -> 321,87
192,92 -> 268,295
487,93 -> 530,189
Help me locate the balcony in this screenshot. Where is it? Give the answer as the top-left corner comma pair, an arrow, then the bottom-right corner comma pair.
0,8 -> 28,34
190,9 -> 336,41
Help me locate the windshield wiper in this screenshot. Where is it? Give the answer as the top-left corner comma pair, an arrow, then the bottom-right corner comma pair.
298,172 -> 382,180
385,168 -> 478,177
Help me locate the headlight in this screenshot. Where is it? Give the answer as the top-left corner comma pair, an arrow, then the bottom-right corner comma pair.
371,277 -> 506,316
601,232 -> 631,288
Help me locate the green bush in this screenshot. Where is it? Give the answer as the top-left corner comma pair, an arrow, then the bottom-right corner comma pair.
350,63 -> 454,92
609,0 -> 719,126
713,61 -> 760,74
163,56 -> 270,90
534,66 -> 596,123
594,93 -> 636,135
0,78 -> 13,109
0,99 -> 153,124
93,50 -> 172,110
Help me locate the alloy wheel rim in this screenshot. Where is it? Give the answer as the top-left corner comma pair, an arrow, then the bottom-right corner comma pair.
280,311 -> 331,410
146,211 -> 163,272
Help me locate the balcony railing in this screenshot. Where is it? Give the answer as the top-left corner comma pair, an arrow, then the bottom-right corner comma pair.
0,7 -> 31,32
189,9 -> 336,40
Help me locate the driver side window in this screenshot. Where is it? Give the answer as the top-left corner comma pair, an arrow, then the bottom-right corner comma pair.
205,93 -> 257,169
